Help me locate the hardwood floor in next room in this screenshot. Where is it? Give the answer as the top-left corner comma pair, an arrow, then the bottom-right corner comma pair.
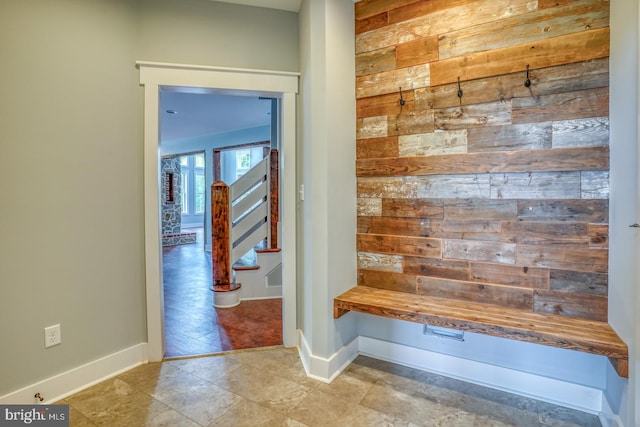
162,227 -> 282,358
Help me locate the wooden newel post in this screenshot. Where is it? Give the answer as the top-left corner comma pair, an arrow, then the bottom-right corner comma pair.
212,181 -> 231,286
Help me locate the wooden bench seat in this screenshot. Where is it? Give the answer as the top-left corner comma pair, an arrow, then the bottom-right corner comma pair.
334,286 -> 628,378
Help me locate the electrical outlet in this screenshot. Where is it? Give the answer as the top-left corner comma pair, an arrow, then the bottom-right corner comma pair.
44,324 -> 62,348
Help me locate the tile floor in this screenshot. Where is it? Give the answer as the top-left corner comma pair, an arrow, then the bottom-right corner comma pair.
59,346 -> 601,426
163,228 -> 282,357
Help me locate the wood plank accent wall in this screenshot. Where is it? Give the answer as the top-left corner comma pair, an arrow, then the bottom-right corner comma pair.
355,0 -> 610,322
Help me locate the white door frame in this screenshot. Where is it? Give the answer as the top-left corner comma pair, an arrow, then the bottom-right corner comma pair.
138,61 -> 299,361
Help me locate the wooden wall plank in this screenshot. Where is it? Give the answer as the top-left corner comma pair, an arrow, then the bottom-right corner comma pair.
388,0 -> 472,25
439,0 -> 608,60
357,269 -> 417,293
405,256 -> 550,289
430,28 -> 610,86
434,101 -> 512,130
355,0 -> 420,21
516,244 -> 608,273
357,198 -> 382,217
416,58 -> 609,110
417,276 -> 534,310
357,64 -> 430,99
589,223 -> 608,248
396,36 -> 439,68
388,110 -> 435,136
358,251 -> 404,272
512,87 -> 609,124
550,269 -> 608,295
356,146 -> 608,177
356,0 -> 536,54
581,170 -> 609,199
444,199 -> 518,221
444,239 -> 516,264
489,172 -> 581,200
358,177 -> 419,198
357,136 -> 399,160
417,175 -> 492,198
534,290 -> 607,321
357,116 -> 388,139
469,262 -> 550,289
517,199 -> 608,223
381,198 -> 444,218
468,123 -> 552,152
358,233 -> 442,258
358,91 -> 415,119
398,130 -> 468,157
356,12 -> 389,35
356,46 -> 397,77
501,221 -> 589,245
359,216 -> 438,237
552,117 -> 609,148
403,256 -> 469,280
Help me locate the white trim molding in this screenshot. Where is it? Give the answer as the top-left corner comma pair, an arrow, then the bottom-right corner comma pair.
297,330 -> 359,383
137,62 -> 299,361
0,344 -> 147,405
358,336 -> 604,415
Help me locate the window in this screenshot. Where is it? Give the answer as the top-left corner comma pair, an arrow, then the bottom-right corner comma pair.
235,149 -> 251,179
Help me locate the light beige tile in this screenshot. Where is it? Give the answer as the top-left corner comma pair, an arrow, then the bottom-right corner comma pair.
233,347 -> 320,389
165,354 -> 241,384
66,378 -> 169,426
143,408 -> 201,427
208,399 -> 308,427
286,388 -> 354,426
117,361 -> 183,394
338,404 -> 420,427
152,383 -> 241,426
359,381 -> 464,426
315,368 -> 377,404
210,365 -> 311,415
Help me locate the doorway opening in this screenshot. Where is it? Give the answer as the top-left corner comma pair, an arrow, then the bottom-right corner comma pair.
159,94 -> 282,357
138,62 -> 299,362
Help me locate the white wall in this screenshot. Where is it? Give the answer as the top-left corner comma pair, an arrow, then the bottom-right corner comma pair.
0,0 -> 298,398
297,0 -> 358,374
607,0 -> 639,424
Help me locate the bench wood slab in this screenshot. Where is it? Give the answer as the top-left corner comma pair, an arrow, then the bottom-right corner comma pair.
334,286 -> 628,378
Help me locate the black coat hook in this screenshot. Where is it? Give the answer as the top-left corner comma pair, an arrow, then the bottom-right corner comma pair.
524,64 -> 531,88
457,77 -> 463,104
398,87 -> 405,106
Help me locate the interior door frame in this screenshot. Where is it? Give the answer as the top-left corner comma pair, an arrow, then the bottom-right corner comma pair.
138,61 -> 299,361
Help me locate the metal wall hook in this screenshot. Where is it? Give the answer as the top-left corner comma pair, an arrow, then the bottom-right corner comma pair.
457,77 -> 463,104
398,87 -> 405,106
524,64 -> 531,88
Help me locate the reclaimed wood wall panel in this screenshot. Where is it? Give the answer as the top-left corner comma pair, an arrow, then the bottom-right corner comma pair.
355,0 -> 610,321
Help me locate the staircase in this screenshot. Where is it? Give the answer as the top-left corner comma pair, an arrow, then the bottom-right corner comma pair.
211,149 -> 281,307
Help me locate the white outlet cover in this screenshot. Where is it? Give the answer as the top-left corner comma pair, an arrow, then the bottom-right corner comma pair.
44,324 -> 62,348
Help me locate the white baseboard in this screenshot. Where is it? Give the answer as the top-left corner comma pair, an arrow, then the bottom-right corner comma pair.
0,343 -> 148,405
599,393 -> 624,427
358,336 -> 603,415
297,330 -> 359,383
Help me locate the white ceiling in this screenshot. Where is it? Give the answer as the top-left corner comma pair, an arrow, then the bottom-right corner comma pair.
160,90 -> 273,142
210,0 -> 301,12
